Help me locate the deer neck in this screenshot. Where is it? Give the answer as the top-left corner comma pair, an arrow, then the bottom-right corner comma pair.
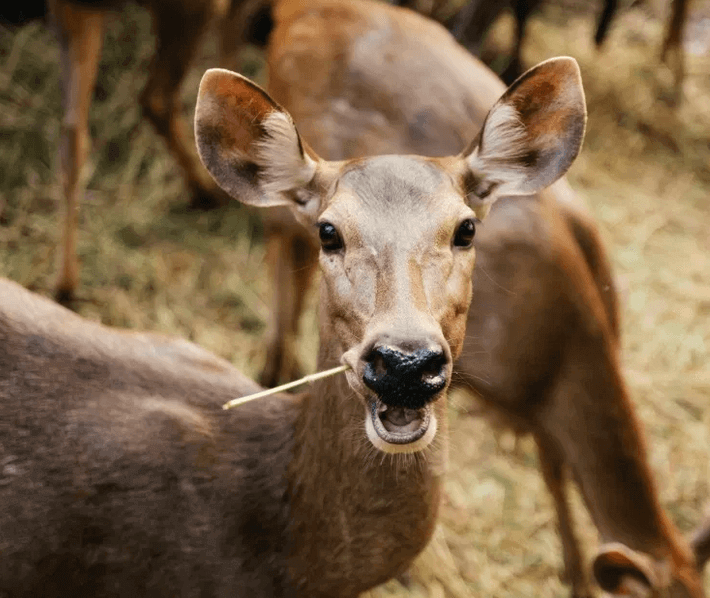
285,340 -> 447,595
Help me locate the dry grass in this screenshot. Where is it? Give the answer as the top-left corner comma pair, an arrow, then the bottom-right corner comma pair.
1,2 -> 709,596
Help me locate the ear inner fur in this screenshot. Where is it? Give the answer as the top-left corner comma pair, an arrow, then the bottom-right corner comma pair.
254,111 -> 317,197
464,56 -> 586,202
195,68 -> 319,209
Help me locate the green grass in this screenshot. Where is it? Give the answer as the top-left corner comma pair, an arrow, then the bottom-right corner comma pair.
1,2 -> 709,596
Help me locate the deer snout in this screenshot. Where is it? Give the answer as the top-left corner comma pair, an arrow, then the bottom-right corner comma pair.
362,345 -> 448,410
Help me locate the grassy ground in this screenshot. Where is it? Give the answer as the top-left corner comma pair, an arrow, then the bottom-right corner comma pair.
1,2 -> 709,596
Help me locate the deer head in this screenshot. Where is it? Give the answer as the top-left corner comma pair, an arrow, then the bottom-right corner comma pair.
594,542 -> 706,598
194,57 -> 586,454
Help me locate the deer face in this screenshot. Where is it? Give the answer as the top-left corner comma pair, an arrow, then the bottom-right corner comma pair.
194,58 -> 586,454
315,155 -> 477,452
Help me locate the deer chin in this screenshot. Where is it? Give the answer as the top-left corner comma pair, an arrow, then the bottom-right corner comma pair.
365,398 -> 438,454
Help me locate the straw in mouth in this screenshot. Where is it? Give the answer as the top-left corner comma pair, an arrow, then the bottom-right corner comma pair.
222,364 -> 351,410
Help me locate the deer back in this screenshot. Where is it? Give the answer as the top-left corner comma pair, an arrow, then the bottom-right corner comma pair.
0,278 -> 297,596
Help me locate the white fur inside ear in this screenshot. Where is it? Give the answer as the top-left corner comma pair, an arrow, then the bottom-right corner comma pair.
467,103 -> 530,194
255,111 -> 317,197
479,104 -> 529,164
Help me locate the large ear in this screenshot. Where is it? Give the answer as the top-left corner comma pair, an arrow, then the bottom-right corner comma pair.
194,68 -> 323,221
592,543 -> 667,598
463,56 -> 586,217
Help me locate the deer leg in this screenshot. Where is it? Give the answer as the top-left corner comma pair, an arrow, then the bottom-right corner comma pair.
450,0 -> 503,57
691,514 -> 710,570
48,0 -> 104,304
140,2 -> 226,209
535,342 -> 694,597
535,434 -> 593,598
501,0 -> 539,84
216,0 -> 268,71
660,0 -> 688,102
594,0 -> 619,46
259,210 -> 319,388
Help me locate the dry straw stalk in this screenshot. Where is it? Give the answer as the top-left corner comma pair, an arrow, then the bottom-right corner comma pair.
222,364 -> 351,410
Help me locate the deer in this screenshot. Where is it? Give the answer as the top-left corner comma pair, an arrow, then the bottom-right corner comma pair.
444,0 -> 620,83
393,0 -> 690,95
0,34 -> 587,596
391,0 -> 556,82
256,0 -> 708,596
3,0 -> 262,306
596,0 -> 691,102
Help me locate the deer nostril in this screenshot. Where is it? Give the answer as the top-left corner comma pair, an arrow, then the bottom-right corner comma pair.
420,352 -> 446,381
362,345 -> 448,409
372,352 -> 387,379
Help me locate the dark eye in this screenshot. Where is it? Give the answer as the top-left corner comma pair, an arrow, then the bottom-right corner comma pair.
318,222 -> 343,252
453,218 -> 476,248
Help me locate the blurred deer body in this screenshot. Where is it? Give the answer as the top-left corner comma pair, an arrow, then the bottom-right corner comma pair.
0,24 -> 587,595
45,0 -> 250,304
0,278 -> 442,597
596,0 -> 690,101
262,1 -> 705,596
396,0 -> 690,94
443,0 -> 623,82
447,0 -> 545,83
0,277 -> 289,596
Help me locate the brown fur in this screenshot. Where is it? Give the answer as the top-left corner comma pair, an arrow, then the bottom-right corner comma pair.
0,26 -> 585,596
0,275 -> 448,597
0,278 -> 294,596
261,1 -> 705,597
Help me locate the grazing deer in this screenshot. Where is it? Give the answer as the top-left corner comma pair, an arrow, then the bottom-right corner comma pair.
15,0 -> 258,305
0,41 -> 586,596
394,0 -> 690,95
392,0 -> 620,83
261,0 -> 707,596
390,0 -> 552,82
595,0 -> 691,103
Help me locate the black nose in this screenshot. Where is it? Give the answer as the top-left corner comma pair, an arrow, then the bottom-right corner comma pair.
362,346 -> 448,409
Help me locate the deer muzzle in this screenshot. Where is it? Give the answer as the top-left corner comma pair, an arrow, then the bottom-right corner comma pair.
363,346 -> 447,409
361,345 -> 448,452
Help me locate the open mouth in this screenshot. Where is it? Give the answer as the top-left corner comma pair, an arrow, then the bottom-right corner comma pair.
365,398 -> 437,453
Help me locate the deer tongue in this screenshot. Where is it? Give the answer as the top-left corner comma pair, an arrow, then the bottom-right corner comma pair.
369,399 -> 431,444
380,405 -> 422,433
